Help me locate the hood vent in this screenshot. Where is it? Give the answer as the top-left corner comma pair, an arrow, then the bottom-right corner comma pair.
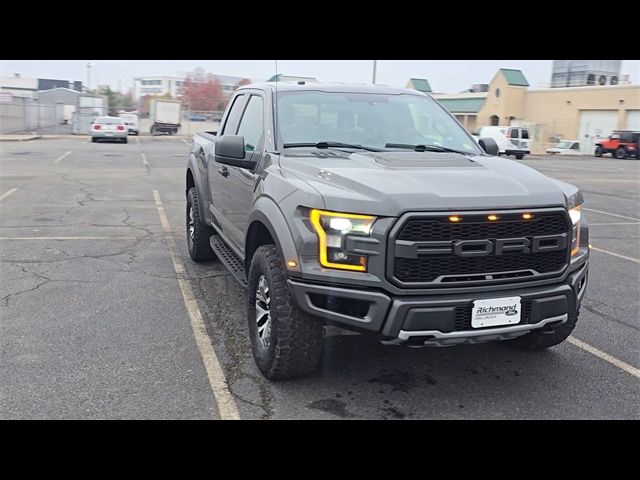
369,152 -> 481,168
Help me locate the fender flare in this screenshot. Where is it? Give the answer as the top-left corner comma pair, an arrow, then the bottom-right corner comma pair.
246,197 -> 301,274
186,153 -> 210,224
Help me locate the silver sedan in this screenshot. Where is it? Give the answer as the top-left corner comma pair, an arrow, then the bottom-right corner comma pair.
91,116 -> 128,143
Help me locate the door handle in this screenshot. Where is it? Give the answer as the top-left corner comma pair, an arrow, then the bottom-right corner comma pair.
218,166 -> 229,177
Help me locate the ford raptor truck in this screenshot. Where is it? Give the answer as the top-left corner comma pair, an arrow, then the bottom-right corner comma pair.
185,82 -> 589,380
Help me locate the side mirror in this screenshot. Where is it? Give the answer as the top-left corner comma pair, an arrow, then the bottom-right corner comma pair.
214,135 -> 255,168
478,137 -> 499,156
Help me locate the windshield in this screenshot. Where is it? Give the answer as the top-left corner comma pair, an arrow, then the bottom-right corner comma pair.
556,141 -> 573,148
276,91 -> 481,154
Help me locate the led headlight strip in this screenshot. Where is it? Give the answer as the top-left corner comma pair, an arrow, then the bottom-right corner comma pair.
309,209 -> 376,271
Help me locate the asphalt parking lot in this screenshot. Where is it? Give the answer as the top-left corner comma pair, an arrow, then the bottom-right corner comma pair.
1,138 -> 638,419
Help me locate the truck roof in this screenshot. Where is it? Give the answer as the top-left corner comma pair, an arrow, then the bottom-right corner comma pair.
239,82 -> 426,96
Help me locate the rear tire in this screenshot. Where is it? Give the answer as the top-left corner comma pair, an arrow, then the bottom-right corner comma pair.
507,310 -> 579,350
247,245 -> 323,380
615,147 -> 627,159
122,137 -> 128,144
515,153 -> 524,160
186,187 -> 216,262
91,137 -> 97,143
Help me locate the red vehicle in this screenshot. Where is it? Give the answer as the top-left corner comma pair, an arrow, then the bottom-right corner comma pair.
595,130 -> 640,159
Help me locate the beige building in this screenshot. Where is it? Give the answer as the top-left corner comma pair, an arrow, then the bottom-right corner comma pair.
427,69 -> 640,154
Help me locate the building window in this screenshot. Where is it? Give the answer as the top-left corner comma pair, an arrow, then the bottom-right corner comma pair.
495,88 -> 501,98
490,115 -> 499,126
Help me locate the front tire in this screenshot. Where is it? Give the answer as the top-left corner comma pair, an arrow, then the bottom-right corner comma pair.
122,137 -> 128,144
615,147 -> 627,159
507,310 -> 579,350
247,245 -> 323,380
186,187 -> 216,261
594,146 -> 604,157
515,153 -> 524,160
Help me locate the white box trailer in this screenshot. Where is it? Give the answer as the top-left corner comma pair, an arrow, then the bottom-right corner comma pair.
149,99 -> 182,135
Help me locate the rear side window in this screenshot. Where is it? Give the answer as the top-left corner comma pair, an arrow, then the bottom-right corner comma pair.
236,95 -> 264,153
221,94 -> 246,135
522,129 -> 529,139
96,117 -> 122,124
571,142 -> 579,150
620,132 -> 632,142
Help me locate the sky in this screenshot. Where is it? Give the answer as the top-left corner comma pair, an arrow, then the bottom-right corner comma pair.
1,60 -> 638,93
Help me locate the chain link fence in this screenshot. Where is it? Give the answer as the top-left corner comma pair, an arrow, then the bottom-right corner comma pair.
0,97 -> 59,134
1,97 -> 223,136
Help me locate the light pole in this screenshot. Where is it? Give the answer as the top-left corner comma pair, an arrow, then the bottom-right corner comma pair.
372,60 -> 378,84
86,62 -> 93,93
119,78 -> 125,94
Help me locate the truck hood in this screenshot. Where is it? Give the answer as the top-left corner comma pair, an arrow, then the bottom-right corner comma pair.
279,150 -> 570,216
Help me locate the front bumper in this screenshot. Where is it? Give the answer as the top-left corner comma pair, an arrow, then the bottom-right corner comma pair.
288,260 -> 588,346
505,149 -> 530,155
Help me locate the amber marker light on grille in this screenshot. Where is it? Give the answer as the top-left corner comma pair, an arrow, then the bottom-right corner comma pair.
487,214 -> 499,221
522,213 -> 534,220
449,215 -> 461,222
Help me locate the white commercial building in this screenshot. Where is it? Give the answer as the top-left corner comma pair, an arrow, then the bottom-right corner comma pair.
132,74 -> 250,102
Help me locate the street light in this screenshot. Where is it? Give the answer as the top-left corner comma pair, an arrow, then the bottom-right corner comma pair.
372,60 -> 377,84
86,62 -> 93,92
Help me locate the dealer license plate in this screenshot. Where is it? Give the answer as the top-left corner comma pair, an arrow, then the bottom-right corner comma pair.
471,296 -> 521,328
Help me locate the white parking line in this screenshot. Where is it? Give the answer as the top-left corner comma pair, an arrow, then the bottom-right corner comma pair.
136,137 -> 141,146
0,236 -> 141,240
590,246 -> 640,264
568,337 -> 640,380
84,138 -> 90,143
0,188 -> 18,202
583,208 -> 640,222
590,222 -> 640,226
181,138 -> 189,145
152,189 -> 240,420
53,150 -> 71,164
141,152 -> 149,168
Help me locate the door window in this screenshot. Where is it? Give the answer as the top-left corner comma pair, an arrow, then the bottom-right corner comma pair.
510,128 -> 519,139
236,95 -> 264,153
221,94 -> 246,135
521,129 -> 529,139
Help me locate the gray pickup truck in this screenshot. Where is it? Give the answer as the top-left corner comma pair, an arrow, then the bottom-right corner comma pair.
186,82 -> 589,379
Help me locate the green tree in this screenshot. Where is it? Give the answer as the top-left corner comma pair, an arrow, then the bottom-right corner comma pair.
100,85 -> 119,116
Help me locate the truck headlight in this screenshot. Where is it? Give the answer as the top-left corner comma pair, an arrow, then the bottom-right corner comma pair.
568,205 -> 581,257
309,209 -> 376,271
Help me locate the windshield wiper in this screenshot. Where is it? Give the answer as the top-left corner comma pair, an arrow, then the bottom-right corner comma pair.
385,143 -> 473,155
283,142 -> 382,152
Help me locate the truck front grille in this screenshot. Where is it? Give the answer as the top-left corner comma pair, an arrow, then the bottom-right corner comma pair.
391,211 -> 570,286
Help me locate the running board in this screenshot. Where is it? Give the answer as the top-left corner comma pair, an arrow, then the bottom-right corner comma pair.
210,235 -> 248,288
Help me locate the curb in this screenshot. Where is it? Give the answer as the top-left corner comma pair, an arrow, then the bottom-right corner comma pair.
0,135 -> 41,142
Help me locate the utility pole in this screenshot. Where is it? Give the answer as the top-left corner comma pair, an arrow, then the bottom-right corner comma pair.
372,60 -> 377,84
